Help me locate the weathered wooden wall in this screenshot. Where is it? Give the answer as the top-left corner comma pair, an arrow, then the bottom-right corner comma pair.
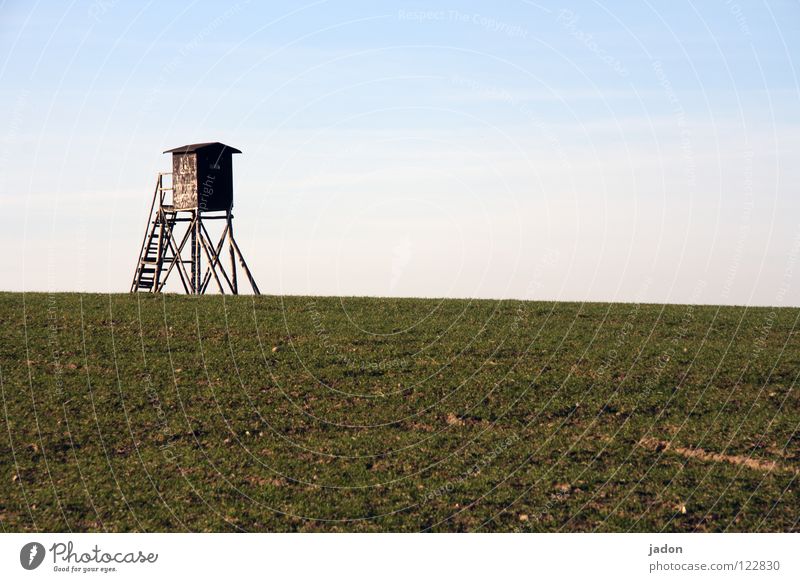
173,152 -> 197,209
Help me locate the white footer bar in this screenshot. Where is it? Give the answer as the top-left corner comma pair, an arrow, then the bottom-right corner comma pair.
1,533 -> 796,581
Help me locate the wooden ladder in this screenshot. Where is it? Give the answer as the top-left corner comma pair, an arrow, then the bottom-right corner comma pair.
130,174 -> 176,292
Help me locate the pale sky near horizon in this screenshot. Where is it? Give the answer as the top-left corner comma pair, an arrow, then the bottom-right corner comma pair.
1,1 -> 799,305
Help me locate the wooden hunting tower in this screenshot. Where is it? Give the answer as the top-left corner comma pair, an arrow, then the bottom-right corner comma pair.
130,142 -> 260,295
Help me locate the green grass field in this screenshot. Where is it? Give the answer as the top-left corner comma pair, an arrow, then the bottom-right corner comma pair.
1,292 -> 797,532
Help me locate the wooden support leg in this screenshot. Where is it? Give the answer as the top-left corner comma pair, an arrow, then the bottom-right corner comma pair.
229,234 -> 261,295
227,212 -> 238,295
156,215 -> 195,293
191,211 -> 199,294
198,222 -> 234,293
197,227 -> 227,294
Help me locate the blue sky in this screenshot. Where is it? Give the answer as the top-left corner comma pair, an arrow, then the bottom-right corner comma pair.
1,0 -> 799,305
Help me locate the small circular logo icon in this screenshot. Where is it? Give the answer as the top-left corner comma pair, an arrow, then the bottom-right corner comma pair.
20,542 -> 45,570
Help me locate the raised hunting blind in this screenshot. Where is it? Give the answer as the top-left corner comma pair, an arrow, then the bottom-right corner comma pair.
167,142 -> 239,211
130,142 -> 260,295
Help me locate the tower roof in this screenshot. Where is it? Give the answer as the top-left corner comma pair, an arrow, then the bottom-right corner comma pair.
163,142 -> 242,154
